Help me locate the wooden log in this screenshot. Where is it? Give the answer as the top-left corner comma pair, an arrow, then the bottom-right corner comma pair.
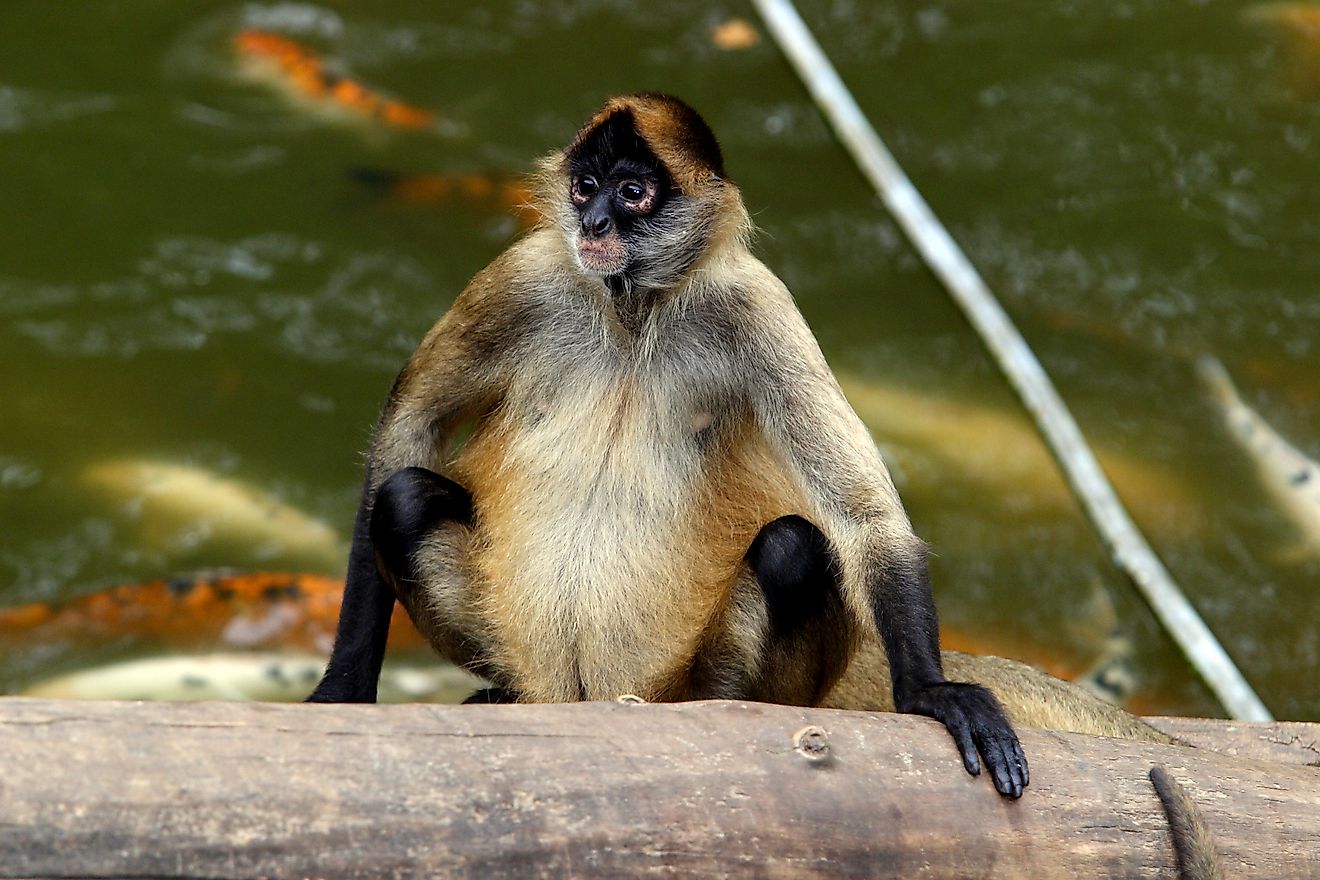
0,698 -> 1316,879
1149,716 -> 1320,768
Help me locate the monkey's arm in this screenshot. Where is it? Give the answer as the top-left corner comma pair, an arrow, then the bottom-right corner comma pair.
309,274 -> 518,703
746,277 -> 1027,798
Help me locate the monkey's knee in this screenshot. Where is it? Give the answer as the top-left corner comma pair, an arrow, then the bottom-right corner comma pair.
739,515 -> 852,704
371,467 -> 473,583
746,515 -> 840,636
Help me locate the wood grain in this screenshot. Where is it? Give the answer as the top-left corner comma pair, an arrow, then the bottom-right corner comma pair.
1,698 -> 1316,879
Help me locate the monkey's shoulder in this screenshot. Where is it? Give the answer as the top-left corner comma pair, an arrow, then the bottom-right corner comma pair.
447,231 -> 565,312
410,232 -> 577,359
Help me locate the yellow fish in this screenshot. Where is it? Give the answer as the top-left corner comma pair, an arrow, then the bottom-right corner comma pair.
83,459 -> 348,572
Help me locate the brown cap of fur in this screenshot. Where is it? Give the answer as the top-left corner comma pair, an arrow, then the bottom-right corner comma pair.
563,94 -> 726,194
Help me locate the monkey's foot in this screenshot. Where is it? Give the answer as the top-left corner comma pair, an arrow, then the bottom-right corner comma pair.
462,687 -> 520,704
305,672 -> 378,704
906,681 -> 1029,798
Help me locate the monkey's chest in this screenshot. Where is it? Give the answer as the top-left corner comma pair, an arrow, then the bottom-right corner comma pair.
453,385 -> 750,702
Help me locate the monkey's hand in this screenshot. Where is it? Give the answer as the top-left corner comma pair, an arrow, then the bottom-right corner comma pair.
904,682 -> 1028,798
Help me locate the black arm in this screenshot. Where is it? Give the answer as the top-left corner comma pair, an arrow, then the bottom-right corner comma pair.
874,545 -> 1028,798
744,268 -> 1028,797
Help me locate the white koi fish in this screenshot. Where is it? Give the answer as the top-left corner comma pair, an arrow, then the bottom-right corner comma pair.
1198,355 -> 1320,549
22,653 -> 485,703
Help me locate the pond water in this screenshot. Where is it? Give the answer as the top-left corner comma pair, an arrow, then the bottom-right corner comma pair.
1,0 -> 1317,719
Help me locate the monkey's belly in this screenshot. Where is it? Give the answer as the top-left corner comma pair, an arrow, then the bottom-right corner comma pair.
450,418 -> 802,703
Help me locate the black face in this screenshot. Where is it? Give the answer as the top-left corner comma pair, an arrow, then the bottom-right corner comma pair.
565,111 -> 672,275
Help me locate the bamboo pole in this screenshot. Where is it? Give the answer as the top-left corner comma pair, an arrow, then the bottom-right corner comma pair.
748,0 -> 1272,721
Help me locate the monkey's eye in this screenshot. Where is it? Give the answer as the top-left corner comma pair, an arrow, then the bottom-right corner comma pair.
619,181 -> 645,202
573,176 -> 599,202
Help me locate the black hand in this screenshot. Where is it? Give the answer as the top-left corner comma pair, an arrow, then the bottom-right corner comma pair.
906,681 -> 1029,798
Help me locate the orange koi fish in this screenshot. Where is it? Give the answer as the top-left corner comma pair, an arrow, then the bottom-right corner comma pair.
1249,3 -> 1320,34
1245,4 -> 1320,94
711,18 -> 761,51
0,571 -> 429,660
352,167 -> 538,226
2,570 -> 1141,702
233,30 -> 438,131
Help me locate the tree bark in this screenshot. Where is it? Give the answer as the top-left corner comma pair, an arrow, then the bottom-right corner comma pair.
1149,715 -> 1320,767
0,698 -> 1316,879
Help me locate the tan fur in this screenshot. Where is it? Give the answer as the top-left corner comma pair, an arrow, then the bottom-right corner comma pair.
364,96 -> 926,709
455,360 -> 731,701
429,276 -> 827,702
823,638 -> 1182,745
355,95 -> 1166,756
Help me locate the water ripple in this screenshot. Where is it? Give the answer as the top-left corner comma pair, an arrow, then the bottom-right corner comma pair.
6,234 -> 436,366
0,84 -> 118,133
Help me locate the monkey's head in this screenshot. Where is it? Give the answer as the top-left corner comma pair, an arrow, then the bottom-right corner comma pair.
538,94 -> 749,292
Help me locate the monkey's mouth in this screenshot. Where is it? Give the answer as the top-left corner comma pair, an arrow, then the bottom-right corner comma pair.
575,234 -> 628,276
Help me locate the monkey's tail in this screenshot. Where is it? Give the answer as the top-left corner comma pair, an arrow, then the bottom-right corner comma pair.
1149,765 -> 1224,880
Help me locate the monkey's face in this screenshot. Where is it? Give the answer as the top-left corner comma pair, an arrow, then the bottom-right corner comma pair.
568,161 -> 662,277
563,111 -> 677,285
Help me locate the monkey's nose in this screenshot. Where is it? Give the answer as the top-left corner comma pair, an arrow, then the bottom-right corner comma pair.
581,211 -> 612,238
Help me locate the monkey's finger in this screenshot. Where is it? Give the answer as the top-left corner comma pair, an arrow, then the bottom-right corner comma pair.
969,715 -> 1023,798
1013,736 -> 1030,787
995,737 -> 1024,798
949,716 -> 981,777
983,735 -> 1015,797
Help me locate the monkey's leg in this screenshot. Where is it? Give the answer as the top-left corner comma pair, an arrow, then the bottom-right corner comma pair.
368,466 -> 509,703
308,466 -> 474,703
692,515 -> 854,705
306,473 -> 401,702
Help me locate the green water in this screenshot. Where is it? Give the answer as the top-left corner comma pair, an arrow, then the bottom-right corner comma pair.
1,1 -> 1317,719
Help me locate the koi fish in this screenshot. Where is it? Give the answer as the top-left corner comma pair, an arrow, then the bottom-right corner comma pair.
835,372 -> 1202,534
351,167 -> 538,226
1244,4 -> 1320,95
1,570 -> 1135,703
232,29 -> 443,132
711,18 -> 761,51
21,652 -> 484,703
940,583 -> 1139,705
0,570 -> 428,661
1245,4 -> 1320,35
83,459 -> 349,572
1198,355 -> 1320,549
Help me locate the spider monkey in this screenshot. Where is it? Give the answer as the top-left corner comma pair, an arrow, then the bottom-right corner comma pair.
310,93 -> 1028,798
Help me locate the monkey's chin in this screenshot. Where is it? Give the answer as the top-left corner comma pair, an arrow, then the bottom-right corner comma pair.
575,236 -> 629,277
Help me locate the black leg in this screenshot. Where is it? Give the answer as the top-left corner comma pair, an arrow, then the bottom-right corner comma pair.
744,515 -> 852,704
369,466 -> 473,584
307,467 -> 472,703
307,490 -> 395,703
747,515 -> 841,636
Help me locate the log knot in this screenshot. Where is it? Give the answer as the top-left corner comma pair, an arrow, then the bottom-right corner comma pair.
793,725 -> 831,763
